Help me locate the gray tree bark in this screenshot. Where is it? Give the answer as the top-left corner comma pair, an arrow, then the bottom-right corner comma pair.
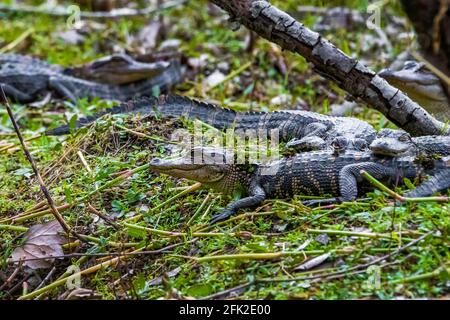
209,0 -> 450,137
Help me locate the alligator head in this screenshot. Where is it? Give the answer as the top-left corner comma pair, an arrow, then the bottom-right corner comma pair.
369,129 -> 414,156
378,61 -> 450,121
149,147 -> 252,195
67,54 -> 170,85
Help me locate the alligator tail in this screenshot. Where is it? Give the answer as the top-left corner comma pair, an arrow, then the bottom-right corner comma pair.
45,95 -> 240,135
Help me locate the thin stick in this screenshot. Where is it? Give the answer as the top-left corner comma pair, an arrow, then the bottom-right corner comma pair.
86,204 -> 120,230
361,170 -> 449,203
77,150 -> 92,173
306,228 -> 415,241
0,27 -> 34,54
389,266 -> 449,284
34,267 -> 56,291
411,51 -> 450,88
0,260 -> 23,291
0,87 -> 83,241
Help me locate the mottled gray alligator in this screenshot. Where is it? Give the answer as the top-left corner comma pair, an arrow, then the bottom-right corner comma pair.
379,61 -> 450,121
369,128 -> 450,157
46,94 -> 377,151
149,146 -> 450,223
0,53 -> 182,103
64,53 -> 171,85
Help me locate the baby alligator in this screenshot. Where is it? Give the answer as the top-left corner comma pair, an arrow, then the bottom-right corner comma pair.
149,146 -> 450,223
0,53 -> 182,102
369,128 -> 450,157
46,94 -> 377,152
378,61 -> 450,121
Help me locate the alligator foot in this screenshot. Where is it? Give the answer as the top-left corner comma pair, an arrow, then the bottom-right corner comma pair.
209,209 -> 234,224
283,136 -> 326,154
0,83 -> 35,103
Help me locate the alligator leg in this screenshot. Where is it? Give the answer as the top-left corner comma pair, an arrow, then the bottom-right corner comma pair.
404,169 -> 450,198
302,162 -> 396,206
284,136 -> 326,153
0,83 -> 35,103
339,162 -> 398,201
48,77 -> 78,102
283,123 -> 330,153
209,182 -> 266,224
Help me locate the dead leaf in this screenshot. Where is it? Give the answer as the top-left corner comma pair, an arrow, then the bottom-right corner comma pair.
293,252 -> 331,271
9,220 -> 68,270
148,267 -> 182,286
62,288 -> 102,300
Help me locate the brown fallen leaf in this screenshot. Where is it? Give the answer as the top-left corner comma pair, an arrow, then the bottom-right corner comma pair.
9,220 -> 68,270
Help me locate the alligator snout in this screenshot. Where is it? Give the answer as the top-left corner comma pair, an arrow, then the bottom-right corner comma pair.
150,158 -> 162,165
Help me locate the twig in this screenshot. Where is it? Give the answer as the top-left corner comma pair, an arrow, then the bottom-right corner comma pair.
123,222 -> 260,239
8,240 -> 196,263
389,266 -> 449,284
124,182 -> 202,222
186,194 -> 211,226
361,170 -> 449,203
306,228 -> 415,242
411,51 -> 450,88
200,282 -> 253,300
86,204 -> 120,230
0,260 -> 23,291
34,267 -> 56,291
0,87 -> 84,242
0,0 -> 188,19
0,27 -> 34,54
77,150 -> 92,173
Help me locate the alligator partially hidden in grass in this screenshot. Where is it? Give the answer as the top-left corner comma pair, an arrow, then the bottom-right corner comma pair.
0,53 -> 182,103
149,146 -> 450,223
46,94 -> 377,152
378,61 -> 450,122
64,53 -> 171,85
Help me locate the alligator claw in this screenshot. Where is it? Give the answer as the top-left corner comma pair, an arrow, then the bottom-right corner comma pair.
209,209 -> 234,224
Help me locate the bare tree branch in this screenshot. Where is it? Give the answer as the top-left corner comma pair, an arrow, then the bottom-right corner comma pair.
210,0 -> 450,137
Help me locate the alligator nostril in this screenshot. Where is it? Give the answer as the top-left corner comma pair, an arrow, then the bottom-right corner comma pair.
150,158 -> 161,164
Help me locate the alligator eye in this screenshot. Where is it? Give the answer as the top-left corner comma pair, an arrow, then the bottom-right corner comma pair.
398,134 -> 411,142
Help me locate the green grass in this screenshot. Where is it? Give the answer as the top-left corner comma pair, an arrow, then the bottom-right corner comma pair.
0,0 -> 449,300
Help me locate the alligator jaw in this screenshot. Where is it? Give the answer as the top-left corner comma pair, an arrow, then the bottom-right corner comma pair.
370,137 -> 411,156
149,147 -> 231,184
115,60 -> 170,78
